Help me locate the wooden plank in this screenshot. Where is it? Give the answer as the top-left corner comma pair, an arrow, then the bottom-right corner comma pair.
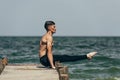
0,65 -> 59,80
0,61 -> 4,75
0,57 -> 8,75
1,60 -> 69,80
60,74 -> 69,80
55,62 -> 69,80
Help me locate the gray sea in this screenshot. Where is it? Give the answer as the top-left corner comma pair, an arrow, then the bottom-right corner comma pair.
0,36 -> 120,80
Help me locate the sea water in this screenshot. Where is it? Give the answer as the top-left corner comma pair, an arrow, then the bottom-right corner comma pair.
0,36 -> 120,80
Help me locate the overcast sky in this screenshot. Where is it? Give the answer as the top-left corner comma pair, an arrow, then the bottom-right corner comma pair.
0,0 -> 120,36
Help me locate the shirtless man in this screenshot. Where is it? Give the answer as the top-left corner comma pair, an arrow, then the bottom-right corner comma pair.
39,21 -> 97,69
39,21 -> 56,68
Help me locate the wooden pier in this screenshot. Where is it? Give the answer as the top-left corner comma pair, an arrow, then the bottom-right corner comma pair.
0,64 -> 59,80
0,58 -> 69,80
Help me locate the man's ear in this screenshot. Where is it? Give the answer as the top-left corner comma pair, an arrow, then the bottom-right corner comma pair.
48,26 -> 52,30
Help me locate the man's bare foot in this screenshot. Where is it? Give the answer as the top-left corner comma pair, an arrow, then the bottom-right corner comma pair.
87,52 -> 97,60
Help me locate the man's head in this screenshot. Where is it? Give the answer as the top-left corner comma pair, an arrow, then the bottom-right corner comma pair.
44,21 -> 56,33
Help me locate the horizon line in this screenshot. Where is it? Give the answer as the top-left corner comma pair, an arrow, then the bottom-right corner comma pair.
0,35 -> 120,37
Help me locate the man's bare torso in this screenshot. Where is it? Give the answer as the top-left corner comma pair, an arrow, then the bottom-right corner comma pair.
39,33 -> 53,57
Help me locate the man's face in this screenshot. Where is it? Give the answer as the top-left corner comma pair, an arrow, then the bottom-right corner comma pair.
48,25 -> 56,33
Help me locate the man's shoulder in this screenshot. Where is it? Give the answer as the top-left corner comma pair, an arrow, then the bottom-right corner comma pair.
42,34 -> 53,41
45,34 -> 52,38
47,36 -> 53,41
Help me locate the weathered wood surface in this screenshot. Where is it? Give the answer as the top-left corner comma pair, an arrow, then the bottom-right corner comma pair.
55,61 -> 69,80
0,59 -> 69,80
0,64 -> 59,80
0,57 -> 8,74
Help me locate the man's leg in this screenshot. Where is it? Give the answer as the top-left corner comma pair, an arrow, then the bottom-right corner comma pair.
53,55 -> 87,63
53,52 -> 97,63
40,55 -> 51,67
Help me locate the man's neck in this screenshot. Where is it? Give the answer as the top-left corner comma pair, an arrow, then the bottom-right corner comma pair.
47,31 -> 53,36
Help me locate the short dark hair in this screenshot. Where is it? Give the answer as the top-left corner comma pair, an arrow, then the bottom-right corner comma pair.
44,21 -> 55,31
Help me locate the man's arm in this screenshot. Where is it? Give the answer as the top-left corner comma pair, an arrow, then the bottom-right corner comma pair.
46,37 -> 55,68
